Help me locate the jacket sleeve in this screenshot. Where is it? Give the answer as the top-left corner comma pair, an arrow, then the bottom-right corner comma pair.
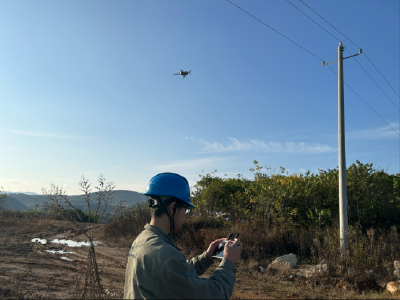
155,254 -> 236,299
186,251 -> 214,276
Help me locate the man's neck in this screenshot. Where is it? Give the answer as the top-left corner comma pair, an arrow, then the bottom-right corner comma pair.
150,216 -> 170,234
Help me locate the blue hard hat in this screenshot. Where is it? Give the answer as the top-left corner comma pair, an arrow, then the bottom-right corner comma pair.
143,173 -> 195,208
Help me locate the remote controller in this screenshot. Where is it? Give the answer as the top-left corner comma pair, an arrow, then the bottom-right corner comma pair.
212,233 -> 240,258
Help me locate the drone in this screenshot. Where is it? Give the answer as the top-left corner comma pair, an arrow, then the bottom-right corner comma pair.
173,69 -> 191,79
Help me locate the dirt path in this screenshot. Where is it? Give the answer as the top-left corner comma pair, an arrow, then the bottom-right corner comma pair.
0,220 -> 127,299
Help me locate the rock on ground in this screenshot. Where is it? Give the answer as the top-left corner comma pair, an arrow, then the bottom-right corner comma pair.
295,264 -> 327,279
387,281 -> 400,295
267,254 -> 298,272
272,254 -> 298,268
267,260 -> 292,272
295,271 -> 314,279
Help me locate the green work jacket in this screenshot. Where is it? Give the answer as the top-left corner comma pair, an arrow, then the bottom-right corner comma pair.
124,224 -> 236,299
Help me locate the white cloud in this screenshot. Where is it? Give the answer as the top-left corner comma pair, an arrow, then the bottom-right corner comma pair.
150,156 -> 231,173
185,137 -> 225,152
226,138 -> 252,151
187,137 -> 335,154
185,137 -> 252,152
300,168 -> 307,173
250,140 -> 335,153
347,123 -> 399,140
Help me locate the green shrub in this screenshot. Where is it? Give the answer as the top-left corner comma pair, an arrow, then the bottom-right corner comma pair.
192,160 -> 400,231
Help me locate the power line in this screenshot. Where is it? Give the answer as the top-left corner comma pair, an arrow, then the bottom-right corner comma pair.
287,0 -> 400,112
296,0 -> 400,172
299,0 -> 357,47
327,65 -> 400,137
299,0 -> 400,99
363,53 -> 400,99
225,0 -> 324,61
353,58 -> 400,111
226,0 -> 400,143
286,0 -> 340,42
295,0 -> 400,172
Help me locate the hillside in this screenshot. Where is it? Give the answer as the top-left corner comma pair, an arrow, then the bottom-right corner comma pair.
3,190 -> 148,211
6,197 -> 29,211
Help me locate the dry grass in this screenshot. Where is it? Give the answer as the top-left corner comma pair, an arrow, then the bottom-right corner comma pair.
102,210 -> 400,298
0,214 -> 66,300
0,210 -> 70,239
100,204 -> 151,247
40,175 -> 125,299
3,205 -> 400,299
0,214 -> 125,300
0,268 -> 54,300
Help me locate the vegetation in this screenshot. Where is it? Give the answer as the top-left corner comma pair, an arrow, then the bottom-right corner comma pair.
0,187 -> 12,211
192,160 -> 400,231
2,161 -> 400,298
42,175 -> 124,299
100,160 -> 400,296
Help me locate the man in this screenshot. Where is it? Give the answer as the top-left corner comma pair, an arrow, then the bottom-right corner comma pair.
124,172 -> 242,299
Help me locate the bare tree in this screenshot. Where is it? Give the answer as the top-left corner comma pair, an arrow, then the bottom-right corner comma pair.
42,175 -> 124,299
0,187 -> 12,211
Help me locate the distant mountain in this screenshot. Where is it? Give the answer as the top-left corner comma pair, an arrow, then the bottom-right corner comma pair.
2,190 -> 148,211
4,191 -> 40,195
22,192 -> 41,195
3,196 -> 29,211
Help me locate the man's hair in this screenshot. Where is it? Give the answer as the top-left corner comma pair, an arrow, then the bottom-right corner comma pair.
150,197 -> 186,218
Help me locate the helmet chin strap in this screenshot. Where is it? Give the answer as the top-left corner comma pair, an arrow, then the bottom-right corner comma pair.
169,203 -> 179,234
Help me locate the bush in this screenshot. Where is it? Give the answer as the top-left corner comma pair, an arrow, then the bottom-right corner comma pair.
192,160 -> 400,231
56,209 -> 100,223
101,203 -> 151,246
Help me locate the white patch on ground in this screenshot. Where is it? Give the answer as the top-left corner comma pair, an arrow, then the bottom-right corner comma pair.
31,238 -> 47,244
51,239 -> 100,247
60,256 -> 72,261
45,250 -> 75,255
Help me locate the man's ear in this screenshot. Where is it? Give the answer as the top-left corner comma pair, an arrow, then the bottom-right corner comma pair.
168,201 -> 177,216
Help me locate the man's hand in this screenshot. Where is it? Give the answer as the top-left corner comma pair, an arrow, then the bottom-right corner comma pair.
206,238 -> 225,260
223,239 -> 242,264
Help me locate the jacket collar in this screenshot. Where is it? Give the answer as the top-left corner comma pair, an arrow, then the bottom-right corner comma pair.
144,224 -> 181,251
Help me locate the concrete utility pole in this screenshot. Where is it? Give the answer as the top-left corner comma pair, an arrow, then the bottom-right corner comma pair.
337,42 -> 348,251
322,42 -> 362,251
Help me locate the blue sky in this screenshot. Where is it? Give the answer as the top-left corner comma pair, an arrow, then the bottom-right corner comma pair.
1,0 -> 399,195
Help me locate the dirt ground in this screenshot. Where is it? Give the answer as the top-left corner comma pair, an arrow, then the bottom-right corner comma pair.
0,219 -> 126,299
0,219 -> 396,299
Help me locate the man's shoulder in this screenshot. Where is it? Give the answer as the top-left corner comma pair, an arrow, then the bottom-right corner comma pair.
131,229 -> 183,262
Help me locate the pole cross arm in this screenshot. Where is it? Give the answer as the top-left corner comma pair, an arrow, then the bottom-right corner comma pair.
343,49 -> 362,60
322,49 -> 362,66
322,59 -> 338,66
